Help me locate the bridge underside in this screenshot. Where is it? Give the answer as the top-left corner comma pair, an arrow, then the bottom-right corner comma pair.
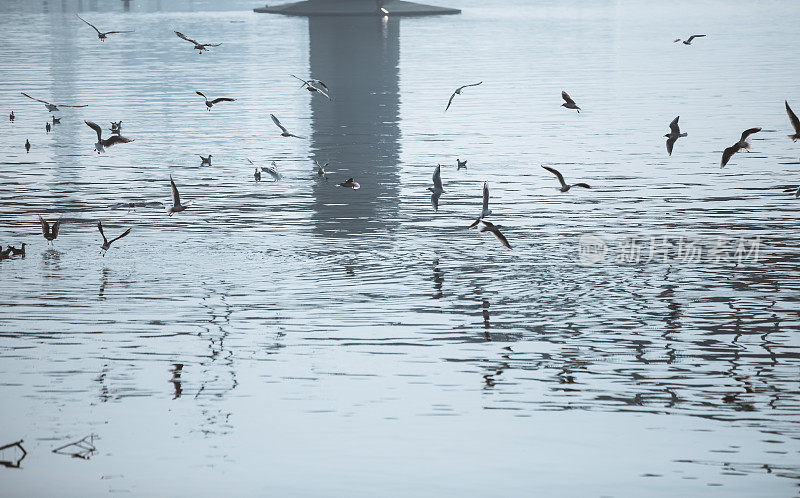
254,0 -> 460,16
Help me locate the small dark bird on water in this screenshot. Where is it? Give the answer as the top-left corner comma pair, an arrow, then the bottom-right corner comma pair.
561,91 -> 581,113
9,111 -> 14,122
174,31 -> 221,54
785,100 -> 800,141
338,178 -> 360,190
0,247 -> 11,260
196,91 -> 235,111
76,15 -> 134,41
85,120 -> 134,153
665,116 -> 687,156
254,168 -> 261,182
39,215 -> 60,244
97,221 -> 131,256
199,155 -> 212,166
8,244 -> 26,256
52,116 -> 60,125
457,158 -> 467,170
542,165 -> 591,192
674,34 -> 706,45
721,127 -> 761,168
25,139 -> 30,153
46,122 -> 51,133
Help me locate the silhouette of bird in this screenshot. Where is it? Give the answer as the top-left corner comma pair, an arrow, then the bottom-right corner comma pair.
110,121 -> 121,134
199,154 -> 212,166
786,101 -> 800,141
97,221 -> 131,256
674,34 -> 706,45
39,215 -> 60,244
721,127 -> 761,168
270,114 -> 304,138
428,164 -> 444,211
76,15 -> 134,41
9,111 -> 14,122
25,139 -> 30,153
84,120 -> 133,153
468,218 -> 511,249
196,91 -> 235,111
338,178 -> 360,190
254,168 -> 261,182
7,244 -> 25,256
665,116 -> 687,156
457,158 -> 467,170
174,31 -> 221,53
52,116 -> 60,125
247,158 -> 282,181
314,160 -> 328,180
166,176 -> 192,216
21,92 -> 87,112
542,165 -> 591,192
481,182 -> 492,218
291,75 -> 331,100
561,91 -> 581,113
445,81 -> 482,111
45,122 -> 51,133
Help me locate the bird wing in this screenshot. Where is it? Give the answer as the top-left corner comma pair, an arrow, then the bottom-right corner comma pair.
246,158 -> 258,168
103,135 -> 134,147
542,165 -> 567,188
484,222 -> 511,249
170,176 -> 181,205
721,145 -> 738,168
432,165 -> 443,190
104,30 -> 135,35
203,43 -> 222,47
740,127 -> 761,142
76,15 -> 101,34
786,101 -> 800,133
669,116 -> 680,134
666,136 -> 677,156
482,182 -> 489,211
467,218 -> 482,229
314,80 -> 329,91
445,91 -> 457,112
109,228 -> 132,244
463,81 -> 483,88
686,34 -> 706,43
209,97 -> 236,104
431,192 -> 440,211
58,103 -> 88,108
51,220 -> 60,238
21,92 -> 51,105
270,114 -> 288,133
195,91 -> 207,100
291,74 -> 309,87
175,31 -> 200,45
673,38 -> 681,43
84,120 -> 103,141
573,183 -> 591,189
97,221 -> 108,244
314,86 -> 331,100
39,215 -> 49,237
562,91 -> 575,105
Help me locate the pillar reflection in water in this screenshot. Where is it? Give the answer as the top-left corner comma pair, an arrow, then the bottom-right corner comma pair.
307,16 -> 401,236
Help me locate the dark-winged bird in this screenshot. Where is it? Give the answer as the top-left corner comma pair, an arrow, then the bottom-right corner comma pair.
542,165 -> 591,192
445,81 -> 483,112
97,221 -> 131,256
196,91 -> 235,111
270,114 -> 304,139
174,31 -> 221,54
21,92 -> 87,112
561,91 -> 581,113
786,101 -> 800,141
85,120 -> 133,153
76,15 -> 134,41
39,216 -> 60,244
665,116 -> 687,156
468,218 -> 511,249
674,34 -> 706,45
720,127 -> 761,168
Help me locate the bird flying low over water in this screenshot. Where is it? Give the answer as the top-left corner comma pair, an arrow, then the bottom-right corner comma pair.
468,218 -> 511,249
247,158 -> 282,181
541,165 -> 591,192
196,91 -> 235,110
84,120 -> 133,153
21,92 -> 87,112
174,31 -> 221,53
291,75 -> 331,100
445,81 -> 483,112
561,91 -> 581,113
167,176 -> 192,216
314,160 -> 329,180
720,127 -> 761,168
481,182 -> 492,218
97,221 -> 131,256
674,34 -> 706,45
338,178 -> 360,190
428,164 -> 445,211
39,215 -> 60,244
270,114 -> 304,138
786,101 -> 800,141
76,15 -> 134,41
665,116 -> 687,156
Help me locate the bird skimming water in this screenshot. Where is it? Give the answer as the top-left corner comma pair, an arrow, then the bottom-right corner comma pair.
84,120 -> 134,153
786,101 -> 800,141
174,31 -> 222,54
39,216 -> 60,244
21,92 -> 87,112
721,127 -> 761,168
97,221 -> 131,256
338,178 -> 360,190
166,176 -> 192,216
468,218 -> 511,249
428,164 -> 445,211
561,91 -> 581,113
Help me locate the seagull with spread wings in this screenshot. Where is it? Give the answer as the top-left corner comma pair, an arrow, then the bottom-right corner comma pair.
247,158 -> 282,181
665,116 -> 688,156
84,120 -> 133,153
721,127 -> 761,168
468,218 -> 511,249
786,100 -> 800,142
21,92 -> 87,112
674,34 -> 706,45
561,91 -> 581,113
542,165 -> 591,192
196,91 -> 235,111
174,31 -> 221,54
97,221 -> 131,256
480,182 -> 492,218
291,75 -> 331,100
314,160 -> 329,180
166,176 -> 192,216
76,15 -> 134,41
270,114 -> 304,139
427,164 -> 445,211
39,216 -> 60,244
445,81 -> 482,112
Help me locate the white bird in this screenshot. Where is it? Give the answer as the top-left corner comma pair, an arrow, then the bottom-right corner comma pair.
674,34 -> 706,45
481,182 -> 492,218
721,127 -> 761,168
427,164 -> 444,211
76,15 -> 134,41
338,178 -> 360,190
270,114 -> 304,138
468,218 -> 511,249
174,31 -> 221,53
445,81 -> 483,111
665,116 -> 687,156
291,74 -> 331,100
196,91 -> 235,110
84,120 -> 133,153
314,160 -> 329,180
247,158 -> 282,181
97,221 -> 131,256
166,176 -> 192,216
199,154 -> 212,165
542,165 -> 591,192
21,92 -> 87,113
561,91 -> 581,113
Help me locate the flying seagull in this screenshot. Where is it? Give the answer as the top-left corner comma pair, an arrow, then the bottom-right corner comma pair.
76,15 -> 134,41
338,178 -> 360,190
457,158 -> 467,170
247,158 -> 282,181
674,34 -> 706,45
542,165 -> 591,192
199,154 -> 212,165
196,91 -> 235,111
167,176 -> 192,216
468,218 -> 511,249
665,116 -> 687,156
561,91 -> 581,113
428,164 -> 445,211
21,92 -> 87,112
84,120 -> 133,153
174,31 -> 221,54
270,114 -> 304,139
291,75 -> 331,100
481,182 -> 492,218
720,127 -> 761,168
314,160 -> 329,180
786,100 -> 800,141
39,215 -> 60,244
97,221 -> 131,256
445,81 -> 483,112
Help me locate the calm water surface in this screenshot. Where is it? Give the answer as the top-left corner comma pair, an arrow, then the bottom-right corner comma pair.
1,0 -> 799,495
